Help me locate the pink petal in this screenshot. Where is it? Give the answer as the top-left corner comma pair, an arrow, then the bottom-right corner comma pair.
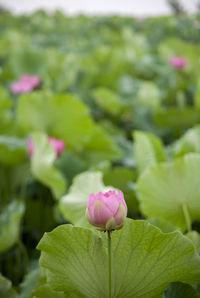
169,56 -> 187,69
48,137 -> 65,157
30,76 -> 40,88
10,74 -> 41,94
10,82 -> 22,94
101,193 -> 120,215
89,199 -> 113,224
118,190 -> 127,213
27,139 -> 34,156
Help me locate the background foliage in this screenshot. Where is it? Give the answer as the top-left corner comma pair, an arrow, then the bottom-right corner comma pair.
0,8 -> 200,297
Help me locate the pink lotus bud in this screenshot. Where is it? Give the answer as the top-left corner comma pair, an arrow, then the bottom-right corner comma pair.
48,137 -> 66,157
10,74 -> 41,94
86,190 -> 127,231
27,137 -> 65,158
169,56 -> 187,69
10,82 -> 24,94
27,138 -> 34,156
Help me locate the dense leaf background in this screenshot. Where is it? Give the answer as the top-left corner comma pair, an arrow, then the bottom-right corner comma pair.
0,8 -> 200,297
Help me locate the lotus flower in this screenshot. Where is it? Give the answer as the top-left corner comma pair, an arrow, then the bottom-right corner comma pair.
169,56 -> 187,69
10,74 -> 40,94
48,137 -> 66,157
27,137 -> 65,158
86,190 -> 127,231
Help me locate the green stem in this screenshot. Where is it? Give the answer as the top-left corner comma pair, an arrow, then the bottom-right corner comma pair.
107,230 -> 112,298
182,203 -> 191,232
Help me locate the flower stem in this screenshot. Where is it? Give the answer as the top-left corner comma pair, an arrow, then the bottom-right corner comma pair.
182,203 -> 191,232
107,230 -> 112,298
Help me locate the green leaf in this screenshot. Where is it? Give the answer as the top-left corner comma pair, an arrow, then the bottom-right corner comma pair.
137,153 -> 200,231
9,48 -> 47,77
0,136 -> 27,165
50,94 -> 93,150
45,50 -> 79,92
81,126 -> 121,165
165,282 -> 200,298
148,218 -> 178,233
169,125 -> 200,158
154,108 -> 200,130
133,131 -> 166,173
186,231 -> 200,254
17,92 -> 94,151
59,171 -> 115,227
0,201 -> 25,253
17,91 -> 53,133
38,219 -> 200,298
0,273 -> 18,298
0,86 -> 13,134
31,132 -> 66,199
137,82 -> 161,111
30,284 -> 65,298
20,266 -> 40,298
17,92 -> 119,161
92,87 -> 124,116
194,79 -> 200,109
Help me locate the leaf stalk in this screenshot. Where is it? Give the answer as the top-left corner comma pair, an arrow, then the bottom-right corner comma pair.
107,230 -> 112,298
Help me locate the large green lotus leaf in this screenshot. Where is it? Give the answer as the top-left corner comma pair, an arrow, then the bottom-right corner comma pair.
0,273 -> 18,298
0,201 -> 25,253
50,94 -> 94,150
81,126 -> 121,165
137,153 -> 200,231
147,218 -> 178,234
164,282 -> 200,298
169,126 -> 200,158
8,48 -> 47,77
133,131 -> 166,173
0,136 -> 27,165
31,132 -> 66,199
30,284 -> 65,298
186,231 -> 200,254
38,219 -> 200,298
59,171 -> 115,227
17,91 -> 53,133
17,92 -> 94,150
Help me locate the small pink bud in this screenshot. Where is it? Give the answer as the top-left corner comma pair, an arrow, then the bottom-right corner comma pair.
86,190 -> 127,231
27,137 -> 65,158
48,137 -> 66,157
10,74 -> 41,94
27,139 -> 34,156
169,56 -> 187,69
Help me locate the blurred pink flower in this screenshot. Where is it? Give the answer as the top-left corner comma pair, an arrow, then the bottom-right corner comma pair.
169,56 -> 187,69
86,190 -> 127,231
48,137 -> 66,157
27,137 -> 65,158
10,74 -> 40,94
27,139 -> 34,157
